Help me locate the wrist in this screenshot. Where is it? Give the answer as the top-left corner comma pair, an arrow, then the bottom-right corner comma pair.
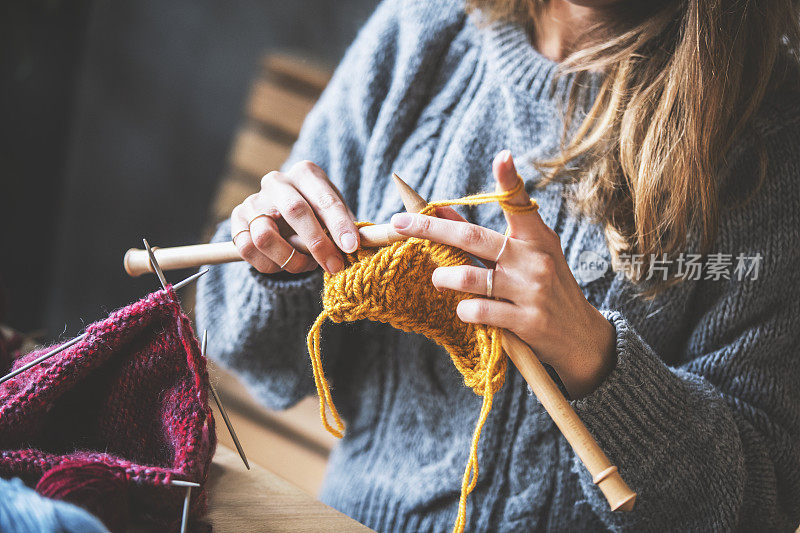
556,307 -> 617,399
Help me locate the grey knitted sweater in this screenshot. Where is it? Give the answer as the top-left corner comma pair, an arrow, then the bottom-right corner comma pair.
196,1 -> 800,530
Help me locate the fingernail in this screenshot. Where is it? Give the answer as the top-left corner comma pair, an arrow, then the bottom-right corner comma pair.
495,149 -> 511,166
326,256 -> 344,274
391,213 -> 412,230
431,269 -> 444,291
340,232 -> 357,253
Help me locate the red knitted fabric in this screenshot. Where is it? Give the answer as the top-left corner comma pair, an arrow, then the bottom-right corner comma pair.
0,288 -> 216,531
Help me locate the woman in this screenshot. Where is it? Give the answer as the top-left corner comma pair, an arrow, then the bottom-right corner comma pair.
197,0 -> 800,530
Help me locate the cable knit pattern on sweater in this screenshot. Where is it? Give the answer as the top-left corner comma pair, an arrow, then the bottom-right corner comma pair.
195,0 -> 800,530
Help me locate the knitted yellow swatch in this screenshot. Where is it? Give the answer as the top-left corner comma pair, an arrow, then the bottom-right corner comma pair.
307,181 -> 537,533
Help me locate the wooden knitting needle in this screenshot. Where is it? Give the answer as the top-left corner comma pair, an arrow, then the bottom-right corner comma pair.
392,174 -> 636,512
125,221 -> 408,277
392,173 -> 428,214
202,330 -> 250,470
170,480 -> 200,533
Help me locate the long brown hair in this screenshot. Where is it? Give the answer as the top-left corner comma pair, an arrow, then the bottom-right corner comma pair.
470,0 -> 800,294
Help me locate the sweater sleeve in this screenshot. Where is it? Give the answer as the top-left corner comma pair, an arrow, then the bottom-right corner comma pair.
570,124 -> 800,530
194,0 -> 402,410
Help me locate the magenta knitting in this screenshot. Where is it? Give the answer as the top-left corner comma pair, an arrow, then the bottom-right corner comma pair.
0,288 -> 217,531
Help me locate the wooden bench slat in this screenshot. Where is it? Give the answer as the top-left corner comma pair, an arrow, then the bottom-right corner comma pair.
211,178 -> 255,224
231,127 -> 293,179
247,80 -> 317,137
263,53 -> 331,93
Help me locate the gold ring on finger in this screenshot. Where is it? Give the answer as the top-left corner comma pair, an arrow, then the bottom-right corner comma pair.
232,228 -> 250,244
248,214 -> 270,227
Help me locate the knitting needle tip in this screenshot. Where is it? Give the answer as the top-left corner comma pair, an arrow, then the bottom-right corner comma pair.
209,380 -> 249,470
392,173 -> 428,214
202,329 -> 250,470
0,333 -> 88,385
143,238 -> 169,290
170,480 -> 201,488
172,269 -> 208,291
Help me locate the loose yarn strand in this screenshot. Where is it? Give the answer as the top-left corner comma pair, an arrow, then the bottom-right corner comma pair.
307,177 -> 537,532
453,328 -> 503,533
306,313 -> 345,438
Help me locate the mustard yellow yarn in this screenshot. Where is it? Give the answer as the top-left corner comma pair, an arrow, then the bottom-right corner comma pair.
306,179 -> 537,533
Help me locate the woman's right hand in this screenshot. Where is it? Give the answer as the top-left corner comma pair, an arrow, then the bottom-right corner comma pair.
230,160 -> 359,275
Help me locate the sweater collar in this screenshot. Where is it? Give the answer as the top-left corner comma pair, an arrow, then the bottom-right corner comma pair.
479,16 -> 604,103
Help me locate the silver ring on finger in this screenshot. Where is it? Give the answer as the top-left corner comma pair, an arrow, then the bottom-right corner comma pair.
495,231 -> 510,265
279,248 -> 296,270
486,268 -> 494,299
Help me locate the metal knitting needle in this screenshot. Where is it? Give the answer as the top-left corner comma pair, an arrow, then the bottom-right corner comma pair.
179,483 -> 191,533
0,333 -> 88,385
173,269 -> 208,290
0,269 -> 205,387
202,330 -> 250,470
145,236 -> 208,291
139,255 -> 220,528
143,238 -> 169,289
170,479 -> 201,487
170,480 -> 200,533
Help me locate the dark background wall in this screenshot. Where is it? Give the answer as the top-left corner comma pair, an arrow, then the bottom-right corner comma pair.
1,0 -> 377,336
1,1 -> 93,333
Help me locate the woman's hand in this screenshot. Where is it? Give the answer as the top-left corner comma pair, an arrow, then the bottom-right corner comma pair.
390,151 -> 616,398
230,160 -> 359,275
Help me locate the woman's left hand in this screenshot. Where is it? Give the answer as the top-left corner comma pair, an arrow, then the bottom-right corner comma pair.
390,150 -> 616,399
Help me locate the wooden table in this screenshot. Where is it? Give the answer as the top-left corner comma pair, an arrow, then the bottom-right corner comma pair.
203,445 -> 372,532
